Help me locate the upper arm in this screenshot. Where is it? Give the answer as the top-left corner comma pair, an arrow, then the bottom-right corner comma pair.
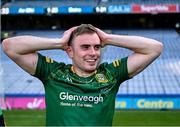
6,51 -> 38,75
2,38 -> 39,75
127,52 -> 159,78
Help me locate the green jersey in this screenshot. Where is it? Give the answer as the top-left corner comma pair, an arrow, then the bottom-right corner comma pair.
34,53 -> 129,126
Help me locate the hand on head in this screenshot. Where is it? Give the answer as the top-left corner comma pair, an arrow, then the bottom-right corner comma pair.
61,26 -> 78,50
61,24 -> 108,50
94,27 -> 108,47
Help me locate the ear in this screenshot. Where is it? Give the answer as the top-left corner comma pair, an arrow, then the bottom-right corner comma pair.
66,46 -> 73,58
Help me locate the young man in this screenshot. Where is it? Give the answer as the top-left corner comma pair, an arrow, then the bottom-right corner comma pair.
2,24 -> 163,126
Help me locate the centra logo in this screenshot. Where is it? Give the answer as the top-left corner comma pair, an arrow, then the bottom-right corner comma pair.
59,92 -> 104,104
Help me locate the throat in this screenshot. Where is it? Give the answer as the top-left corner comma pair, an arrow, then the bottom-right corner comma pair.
71,66 -> 97,77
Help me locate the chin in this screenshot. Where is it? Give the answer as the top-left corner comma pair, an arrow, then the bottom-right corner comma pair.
86,67 -> 97,72
83,63 -> 98,72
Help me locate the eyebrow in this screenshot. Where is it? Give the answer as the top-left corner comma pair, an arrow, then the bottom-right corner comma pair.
80,44 -> 101,47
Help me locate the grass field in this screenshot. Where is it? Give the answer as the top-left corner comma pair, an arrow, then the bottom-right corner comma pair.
3,109 -> 180,126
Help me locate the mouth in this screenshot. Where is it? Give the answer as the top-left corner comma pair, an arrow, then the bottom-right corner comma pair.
85,59 -> 97,65
86,59 -> 96,62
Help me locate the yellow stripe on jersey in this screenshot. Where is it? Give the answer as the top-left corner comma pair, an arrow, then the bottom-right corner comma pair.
45,56 -> 53,63
113,60 -> 121,67
115,60 -> 119,66
50,58 -> 54,63
113,61 -> 117,67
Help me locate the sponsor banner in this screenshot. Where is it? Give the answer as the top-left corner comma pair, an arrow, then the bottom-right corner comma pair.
107,5 -> 131,13
3,95 -> 180,109
132,4 -> 178,13
134,98 -> 179,109
5,97 -> 45,109
0,98 -> 6,109
115,98 -> 132,109
115,96 -> 180,110
1,7 -> 45,15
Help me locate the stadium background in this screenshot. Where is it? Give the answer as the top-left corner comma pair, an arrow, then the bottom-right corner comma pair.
1,0 -> 180,126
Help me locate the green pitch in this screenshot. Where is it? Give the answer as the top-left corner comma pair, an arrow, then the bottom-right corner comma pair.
3,109 -> 180,126
113,110 -> 180,126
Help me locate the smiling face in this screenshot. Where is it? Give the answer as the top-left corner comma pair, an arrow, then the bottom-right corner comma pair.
67,33 -> 101,76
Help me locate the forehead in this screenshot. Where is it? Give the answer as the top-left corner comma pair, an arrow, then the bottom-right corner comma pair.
73,33 -> 100,45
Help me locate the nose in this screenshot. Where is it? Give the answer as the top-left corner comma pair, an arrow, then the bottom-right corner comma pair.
90,47 -> 96,55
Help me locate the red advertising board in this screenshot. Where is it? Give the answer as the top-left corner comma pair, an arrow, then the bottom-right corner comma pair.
132,4 -> 178,13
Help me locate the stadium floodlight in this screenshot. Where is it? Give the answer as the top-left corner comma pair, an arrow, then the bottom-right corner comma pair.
175,23 -> 180,29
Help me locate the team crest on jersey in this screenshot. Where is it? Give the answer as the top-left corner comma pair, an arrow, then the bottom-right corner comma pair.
95,74 -> 108,83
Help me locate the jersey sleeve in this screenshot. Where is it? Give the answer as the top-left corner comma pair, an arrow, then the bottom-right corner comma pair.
106,57 -> 130,84
33,53 -> 63,83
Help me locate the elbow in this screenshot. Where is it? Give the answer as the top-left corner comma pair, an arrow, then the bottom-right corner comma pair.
2,38 -> 14,56
153,41 -> 164,57
156,41 -> 163,54
2,38 -> 10,53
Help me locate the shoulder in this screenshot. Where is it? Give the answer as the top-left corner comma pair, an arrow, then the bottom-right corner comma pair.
98,57 -> 128,70
36,53 -> 67,72
38,53 -> 64,64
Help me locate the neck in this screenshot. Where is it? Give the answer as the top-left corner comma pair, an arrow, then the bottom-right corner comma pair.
71,66 -> 97,77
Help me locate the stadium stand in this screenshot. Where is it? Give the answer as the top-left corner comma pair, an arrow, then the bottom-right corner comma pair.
1,29 -> 180,96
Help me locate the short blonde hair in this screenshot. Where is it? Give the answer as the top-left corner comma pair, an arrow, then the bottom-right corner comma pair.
68,24 -> 97,46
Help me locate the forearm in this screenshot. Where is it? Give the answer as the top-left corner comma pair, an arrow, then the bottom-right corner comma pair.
2,36 -> 63,55
105,34 -> 163,55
